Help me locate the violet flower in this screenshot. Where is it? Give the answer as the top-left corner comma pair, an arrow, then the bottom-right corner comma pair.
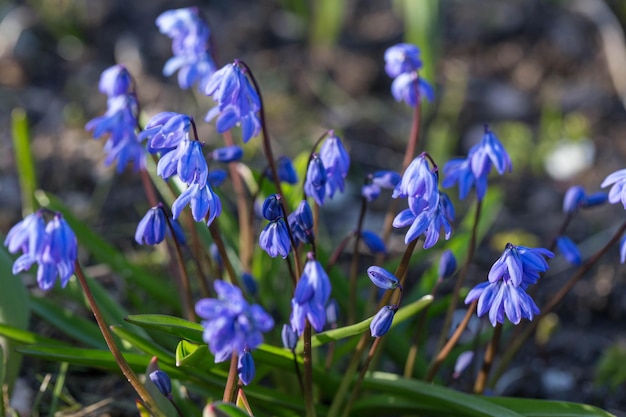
290,258 -> 331,335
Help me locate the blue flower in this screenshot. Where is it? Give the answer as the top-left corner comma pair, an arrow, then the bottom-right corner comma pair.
195,280 -> 274,363
320,133 -> 350,199
238,350 -> 255,386
211,145 -> 243,163
261,194 -> 283,222
466,243 -> 553,327
556,236 -> 581,266
269,156 -> 298,185
241,272 -> 258,296
98,65 -> 132,97
175,139 -> 209,186
393,154 -> 438,202
149,370 -> 172,398
37,215 -> 78,291
620,236 -> 626,264
204,62 -> 261,143
367,266 -> 399,290
290,258 -> 332,335
442,157 -> 488,200
583,192 -> 607,208
156,7 -> 216,91
393,192 -> 454,248
370,306 -> 396,337
304,155 -> 327,206
172,183 -> 222,226
469,126 -> 512,177
601,169 -> 626,208
259,219 -> 291,258
208,169 -> 228,187
362,170 -> 402,202
384,43 -> 423,78
562,186 -> 586,214
5,212 -> 46,273
140,112 -> 192,154
391,73 -> 434,107
288,201 -> 315,245
360,230 -> 386,254
438,249 -> 457,279
135,206 -> 167,245
281,324 -> 298,350
86,93 -> 145,173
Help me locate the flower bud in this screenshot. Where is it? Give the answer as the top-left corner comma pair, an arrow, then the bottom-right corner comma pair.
370,306 -> 395,337
212,145 -> 243,163
274,156 -> 298,185
149,370 -> 172,398
367,266 -> 399,290
238,351 -> 255,386
360,230 -> 386,254
438,249 -> 457,279
281,324 -> 298,350
582,192 -> 608,208
563,186 -> 586,213
262,194 -> 283,221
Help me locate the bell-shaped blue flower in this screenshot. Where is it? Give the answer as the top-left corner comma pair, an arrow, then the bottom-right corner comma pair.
135,206 -> 167,245
370,306 -> 396,337
393,192 -> 454,248
212,145 -> 243,163
172,183 -> 222,226
562,186 -> 586,214
269,156 -> 298,185
320,133 -> 350,199
99,65 -> 132,97
290,258 -> 332,335
384,43 -> 423,78
288,200 -> 315,245
391,73 -> 434,107
262,194 -> 283,221
304,155 -> 327,206
469,126 -> 512,177
393,153 -> 438,202
140,112 -> 192,154
556,236 -> 581,266
149,370 -> 172,398
238,351 -> 255,386
39,215 -> 78,290
259,219 -> 291,258
176,139 -> 209,186
367,266 -> 399,290
281,324 -> 298,350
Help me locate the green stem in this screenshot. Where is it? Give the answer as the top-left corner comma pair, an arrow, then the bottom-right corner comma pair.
474,323 -> 502,394
490,220 -> 626,387
74,262 -> 165,416
341,337 -> 381,417
436,198 -> 482,352
303,321 -> 316,417
348,197 -> 368,324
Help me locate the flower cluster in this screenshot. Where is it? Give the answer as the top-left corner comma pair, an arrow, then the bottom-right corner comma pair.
366,266 -> 401,337
384,43 -> 434,107
195,280 -> 274,384
465,243 -> 553,326
392,154 -> 455,248
304,133 -> 350,206
442,126 -> 512,201
290,257 -> 332,335
204,61 -> 262,143
86,65 -> 145,173
5,211 -> 78,291
156,7 -> 216,91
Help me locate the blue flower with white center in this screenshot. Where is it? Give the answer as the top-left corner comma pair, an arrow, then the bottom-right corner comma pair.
259,219 -> 291,258
5,212 -> 46,273
391,72 -> 435,107
135,206 -> 167,245
393,153 -> 438,202
393,192 -> 454,248
304,155 -> 327,206
238,350 -> 255,386
204,62 -> 261,143
370,306 -> 396,337
98,65 -> 132,97
140,112 -> 192,154
556,236 -> 581,266
320,133 -> 350,199
465,243 -> 553,327
156,7 -> 216,91
384,43 -> 423,78
290,257 -> 332,335
172,183 -> 222,226
195,280 -> 274,363
601,169 -> 626,208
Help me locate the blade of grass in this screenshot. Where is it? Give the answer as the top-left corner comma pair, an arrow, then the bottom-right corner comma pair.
11,108 -> 37,215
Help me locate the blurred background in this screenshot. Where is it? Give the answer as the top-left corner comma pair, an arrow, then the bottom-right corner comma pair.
2,0 -> 626,414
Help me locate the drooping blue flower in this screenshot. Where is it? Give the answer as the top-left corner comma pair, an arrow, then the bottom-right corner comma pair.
98,65 -> 132,97
367,266 -> 399,290
211,145 -> 243,163
149,370 -> 172,399
453,351 -> 474,379
392,153 -> 438,202
86,93 -> 145,173
259,219 -> 291,258
172,183 -> 222,226
370,305 -> 396,337
288,200 -> 315,245
290,258 -> 332,335
135,206 -> 167,245
320,133 -> 350,199
261,194 -> 283,222
393,192 -> 454,248
360,230 -> 386,254
391,73 -> 435,107
465,243 -> 553,327
562,186 -> 586,214
438,249 -> 457,279
362,170 -> 402,202
384,43 -> 423,78
4,212 -> 46,270
156,7 -> 216,91
442,157 -> 488,200
281,324 -> 298,350
469,126 -> 512,177
601,169 -> 626,209
268,156 -> 298,185
37,215 -> 78,291
556,236 -> 581,266
238,350 -> 255,386
174,139 -> 209,186
204,62 -> 261,143
139,112 -> 192,154
195,280 -> 274,363
304,155 -> 327,206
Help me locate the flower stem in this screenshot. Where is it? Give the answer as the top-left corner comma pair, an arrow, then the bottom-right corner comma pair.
436,198 -> 482,352
490,220 -> 626,387
208,222 -> 240,288
223,352 -> 239,402
425,300 -> 477,382
303,321 -> 316,417
474,323 -> 502,394
74,261 -> 165,416
340,337 -> 382,417
348,197 -> 368,324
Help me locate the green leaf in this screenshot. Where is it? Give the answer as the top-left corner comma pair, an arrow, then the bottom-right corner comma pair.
176,339 -> 213,368
11,107 -> 37,214
110,325 -> 174,361
125,314 -> 204,344
0,324 -> 66,346
483,397 -> 616,417
34,191 -> 177,306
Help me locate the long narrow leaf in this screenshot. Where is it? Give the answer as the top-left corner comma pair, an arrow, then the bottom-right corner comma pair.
11,107 -> 37,214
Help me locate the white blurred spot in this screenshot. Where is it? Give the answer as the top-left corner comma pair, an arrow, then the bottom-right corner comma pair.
544,139 -> 595,181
